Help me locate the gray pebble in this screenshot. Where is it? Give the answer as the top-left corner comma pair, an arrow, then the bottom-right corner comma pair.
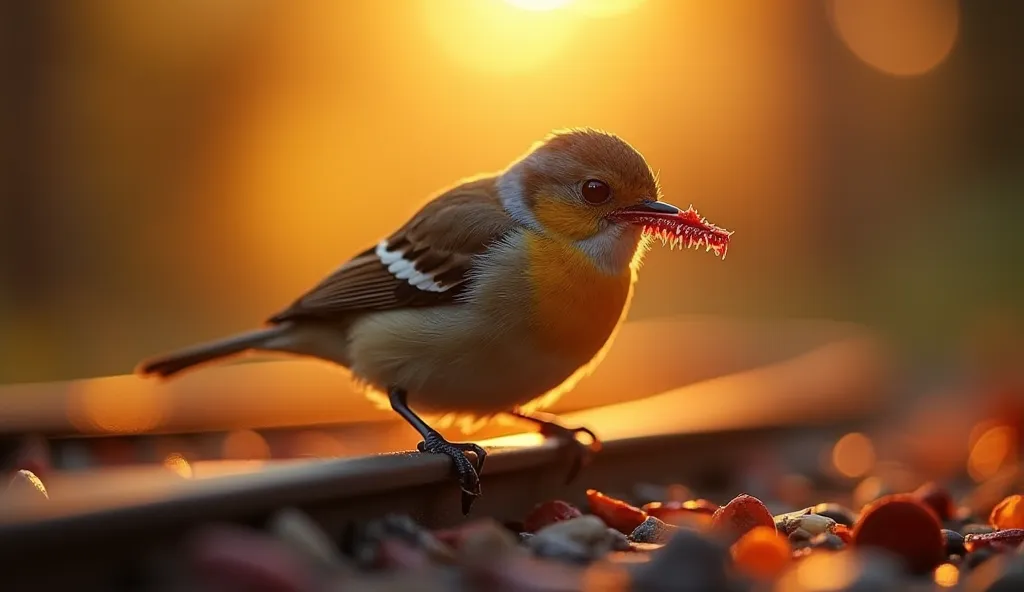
808,533 -> 845,551
629,528 -> 731,592
775,508 -> 837,536
942,529 -> 966,556
527,515 -> 626,564
630,516 -> 680,545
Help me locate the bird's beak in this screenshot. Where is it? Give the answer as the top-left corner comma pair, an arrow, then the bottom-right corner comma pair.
607,199 -> 733,259
607,200 -> 681,224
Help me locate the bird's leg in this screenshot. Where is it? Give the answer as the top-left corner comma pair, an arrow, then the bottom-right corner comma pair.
508,410 -> 601,484
387,387 -> 487,515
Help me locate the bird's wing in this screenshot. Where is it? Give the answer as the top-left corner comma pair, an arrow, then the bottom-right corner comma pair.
267,177 -> 516,323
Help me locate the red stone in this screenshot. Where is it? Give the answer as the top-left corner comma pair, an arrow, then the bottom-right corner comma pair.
710,494 -> 775,542
522,500 -> 583,533
852,494 -> 944,574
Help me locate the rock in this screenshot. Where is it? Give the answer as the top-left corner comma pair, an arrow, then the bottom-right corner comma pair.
711,494 -> 775,542
586,489 -> 648,535
343,514 -> 456,567
990,495 -> 1024,530
811,503 -> 857,527
523,500 -> 583,533
630,516 -> 680,545
852,494 -> 945,574
942,529 -> 966,556
458,519 -> 523,565
527,516 -> 627,564
775,508 -> 837,537
808,533 -> 845,551
629,529 -> 731,592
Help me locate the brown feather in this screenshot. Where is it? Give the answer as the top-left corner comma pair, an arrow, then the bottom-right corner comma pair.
267,176 -> 517,324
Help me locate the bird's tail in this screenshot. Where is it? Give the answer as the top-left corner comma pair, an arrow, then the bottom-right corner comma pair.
136,325 -> 289,379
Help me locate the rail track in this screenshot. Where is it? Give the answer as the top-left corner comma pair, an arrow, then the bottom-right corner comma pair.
0,317 -> 894,589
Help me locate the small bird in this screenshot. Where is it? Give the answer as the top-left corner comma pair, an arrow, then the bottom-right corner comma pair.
137,128 -> 731,513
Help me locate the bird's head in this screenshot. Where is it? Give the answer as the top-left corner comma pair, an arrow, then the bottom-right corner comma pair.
497,128 -> 731,273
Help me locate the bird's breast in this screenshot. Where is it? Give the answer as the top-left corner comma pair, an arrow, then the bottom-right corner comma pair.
523,233 -> 634,364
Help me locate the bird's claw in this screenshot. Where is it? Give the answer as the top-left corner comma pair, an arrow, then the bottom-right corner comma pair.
538,422 -> 602,484
417,432 -> 487,515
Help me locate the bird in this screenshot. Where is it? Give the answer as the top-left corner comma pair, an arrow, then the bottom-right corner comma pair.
136,128 -> 732,514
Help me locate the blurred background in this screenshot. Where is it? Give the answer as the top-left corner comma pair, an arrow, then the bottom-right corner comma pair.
0,1 -> 1021,473
2,0 -> 1022,382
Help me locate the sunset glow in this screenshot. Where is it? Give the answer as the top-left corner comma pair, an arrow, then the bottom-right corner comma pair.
504,0 -> 573,10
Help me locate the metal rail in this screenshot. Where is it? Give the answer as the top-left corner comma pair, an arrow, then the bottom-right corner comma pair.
0,317 -> 894,589
0,424 -> 864,590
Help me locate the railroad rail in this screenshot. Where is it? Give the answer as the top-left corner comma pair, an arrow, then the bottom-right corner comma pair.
0,316 -> 894,589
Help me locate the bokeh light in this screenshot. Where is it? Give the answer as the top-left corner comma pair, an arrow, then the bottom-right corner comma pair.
829,0 -> 960,76
967,423 -> 1017,482
222,429 -> 271,460
933,563 -> 959,588
852,475 -> 884,510
783,550 -> 858,591
831,432 -> 876,479
162,452 -> 193,478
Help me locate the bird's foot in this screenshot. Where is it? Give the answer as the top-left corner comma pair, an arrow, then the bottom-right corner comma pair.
416,431 -> 487,515
536,421 -> 602,484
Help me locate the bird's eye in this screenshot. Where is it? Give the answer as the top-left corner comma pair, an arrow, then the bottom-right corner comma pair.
581,179 -> 611,205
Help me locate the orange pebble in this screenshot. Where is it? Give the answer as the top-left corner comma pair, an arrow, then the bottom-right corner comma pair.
712,494 -> 776,542
731,525 -> 791,580
586,489 -> 648,534
852,494 -> 944,574
989,494 -> 1024,530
